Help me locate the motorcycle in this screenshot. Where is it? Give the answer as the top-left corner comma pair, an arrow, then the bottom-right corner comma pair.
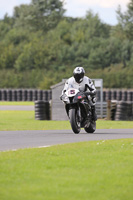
61,87 -> 96,134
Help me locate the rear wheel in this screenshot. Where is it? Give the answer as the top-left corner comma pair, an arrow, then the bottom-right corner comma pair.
84,121 -> 96,133
69,109 -> 81,134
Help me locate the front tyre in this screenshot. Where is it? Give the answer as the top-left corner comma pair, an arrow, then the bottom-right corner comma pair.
69,109 -> 81,134
84,120 -> 96,133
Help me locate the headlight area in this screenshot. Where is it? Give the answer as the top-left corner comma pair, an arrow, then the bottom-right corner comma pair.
62,95 -> 70,103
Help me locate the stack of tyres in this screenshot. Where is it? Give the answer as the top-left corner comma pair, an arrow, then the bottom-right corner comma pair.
7,90 -> 12,101
27,90 -> 33,101
33,90 -> 38,101
122,91 -> 127,101
42,90 -> 52,101
115,101 -> 132,120
107,91 -> 112,100
127,91 -> 133,101
38,90 -> 43,101
22,90 -> 28,101
35,101 -> 50,120
1,90 -> 7,101
117,91 -> 122,101
103,91 -> 106,102
110,101 -> 117,120
112,90 -> 117,100
43,90 -> 48,101
12,90 -> 17,101
17,89 -> 22,101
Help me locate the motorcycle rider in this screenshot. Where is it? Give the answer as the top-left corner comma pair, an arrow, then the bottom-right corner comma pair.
61,67 -> 97,121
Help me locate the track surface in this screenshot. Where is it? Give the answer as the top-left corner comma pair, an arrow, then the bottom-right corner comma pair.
0,129 -> 133,151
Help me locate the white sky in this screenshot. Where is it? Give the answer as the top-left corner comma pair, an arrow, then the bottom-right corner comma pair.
0,0 -> 130,25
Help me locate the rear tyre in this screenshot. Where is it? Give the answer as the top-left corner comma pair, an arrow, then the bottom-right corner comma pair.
69,109 -> 81,134
84,121 -> 96,133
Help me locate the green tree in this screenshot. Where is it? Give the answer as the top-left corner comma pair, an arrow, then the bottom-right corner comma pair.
13,0 -> 65,31
116,0 -> 133,40
0,14 -> 14,39
13,4 -> 34,29
0,44 -> 20,69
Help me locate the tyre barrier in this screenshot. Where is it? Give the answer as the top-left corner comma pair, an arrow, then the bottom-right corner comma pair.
0,89 -> 52,101
107,100 -> 133,120
0,89 -> 132,102
115,101 -> 133,121
22,90 -> 28,101
34,101 -> 51,120
110,101 -> 117,120
98,89 -> 133,102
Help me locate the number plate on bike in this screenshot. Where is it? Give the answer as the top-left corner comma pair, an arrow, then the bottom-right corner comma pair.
69,90 -> 75,95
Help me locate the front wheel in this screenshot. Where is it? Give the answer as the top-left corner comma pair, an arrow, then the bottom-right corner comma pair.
69,109 -> 81,134
84,121 -> 96,133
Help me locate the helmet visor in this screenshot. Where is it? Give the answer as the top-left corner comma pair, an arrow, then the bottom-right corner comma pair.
74,73 -> 84,83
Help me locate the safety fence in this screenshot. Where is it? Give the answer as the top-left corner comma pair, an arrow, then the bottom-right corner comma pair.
0,89 -> 133,102
96,102 -> 107,119
0,89 -> 52,101
96,89 -> 133,102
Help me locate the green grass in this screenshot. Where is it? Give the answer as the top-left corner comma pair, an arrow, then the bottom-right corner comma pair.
0,111 -> 133,131
0,101 -> 133,130
0,111 -> 71,130
0,102 -> 133,199
0,101 -> 34,105
0,139 -> 133,200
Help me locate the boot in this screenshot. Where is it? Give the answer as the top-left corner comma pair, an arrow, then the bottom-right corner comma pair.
91,106 -> 97,121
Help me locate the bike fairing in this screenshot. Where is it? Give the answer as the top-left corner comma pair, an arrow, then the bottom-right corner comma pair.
62,76 -> 96,97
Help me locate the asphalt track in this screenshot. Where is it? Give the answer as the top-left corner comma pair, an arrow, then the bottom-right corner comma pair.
0,129 -> 133,151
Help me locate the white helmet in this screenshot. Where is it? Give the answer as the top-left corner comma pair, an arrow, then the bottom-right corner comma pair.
73,67 -> 85,83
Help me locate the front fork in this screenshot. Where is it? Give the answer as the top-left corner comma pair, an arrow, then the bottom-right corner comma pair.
77,106 -> 81,122
66,103 -> 81,122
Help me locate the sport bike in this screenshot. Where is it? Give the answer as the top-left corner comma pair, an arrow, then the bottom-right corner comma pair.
61,87 -> 96,134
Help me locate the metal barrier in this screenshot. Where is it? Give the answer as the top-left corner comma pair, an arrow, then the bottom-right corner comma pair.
96,102 -> 107,119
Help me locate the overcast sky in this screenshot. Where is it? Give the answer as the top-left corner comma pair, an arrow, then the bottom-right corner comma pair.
0,0 -> 130,25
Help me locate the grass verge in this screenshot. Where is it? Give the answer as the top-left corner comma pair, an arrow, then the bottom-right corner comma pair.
0,111 -> 133,131
0,101 -> 34,105
0,139 -> 133,200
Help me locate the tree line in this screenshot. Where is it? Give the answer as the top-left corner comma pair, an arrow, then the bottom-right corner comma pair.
0,0 -> 133,89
